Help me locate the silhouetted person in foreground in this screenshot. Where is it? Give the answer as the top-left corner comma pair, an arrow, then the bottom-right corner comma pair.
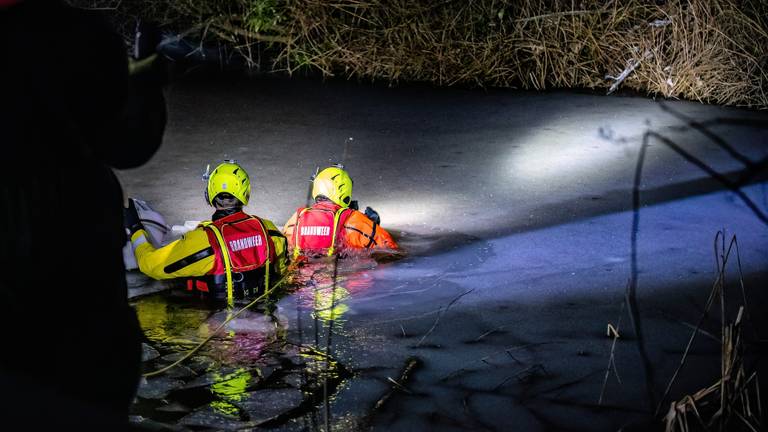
0,1 -> 166,429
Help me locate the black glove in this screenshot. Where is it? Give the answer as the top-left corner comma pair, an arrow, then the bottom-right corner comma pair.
349,200 -> 359,211
124,198 -> 144,236
364,206 -> 380,225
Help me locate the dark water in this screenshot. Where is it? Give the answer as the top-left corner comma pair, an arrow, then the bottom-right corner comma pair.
130,257 -> 380,430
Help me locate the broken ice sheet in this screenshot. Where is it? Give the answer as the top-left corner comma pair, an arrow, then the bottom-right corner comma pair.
157,353 -> 214,375
130,415 -> 191,432
183,355 -> 216,374
281,371 -> 305,389
156,401 -> 192,414
239,388 -> 304,424
163,364 -> 196,380
179,404 -> 249,431
180,388 -> 304,429
182,366 -> 254,390
159,352 -> 188,363
137,376 -> 185,400
142,343 -> 160,362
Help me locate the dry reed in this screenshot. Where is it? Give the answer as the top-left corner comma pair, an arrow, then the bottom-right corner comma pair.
280,0 -> 767,108
72,0 -> 768,108
661,233 -> 762,432
663,306 -> 762,432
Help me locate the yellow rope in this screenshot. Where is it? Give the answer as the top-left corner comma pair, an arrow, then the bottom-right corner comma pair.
327,207 -> 347,256
293,208 -> 309,259
251,216 -> 272,302
202,222 -> 235,308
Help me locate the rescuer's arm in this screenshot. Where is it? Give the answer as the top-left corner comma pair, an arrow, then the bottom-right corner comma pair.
281,211 -> 299,250
130,228 -> 214,279
263,219 -> 289,276
343,211 -> 400,251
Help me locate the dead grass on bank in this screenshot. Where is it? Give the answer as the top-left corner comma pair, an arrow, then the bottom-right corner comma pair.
281,0 -> 767,108
71,0 -> 768,108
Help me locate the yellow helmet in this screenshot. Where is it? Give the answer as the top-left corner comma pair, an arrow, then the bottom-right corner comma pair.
206,161 -> 251,206
312,166 -> 353,207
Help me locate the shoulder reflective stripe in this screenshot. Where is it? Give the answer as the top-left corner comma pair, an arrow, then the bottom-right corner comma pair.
131,234 -> 148,248
163,247 -> 214,274
328,207 -> 349,256
250,216 -> 272,293
204,224 -> 235,307
293,208 -> 309,258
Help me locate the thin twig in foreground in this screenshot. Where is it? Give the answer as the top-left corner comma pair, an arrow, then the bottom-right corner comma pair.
599,285 -> 627,405
415,289 -> 474,347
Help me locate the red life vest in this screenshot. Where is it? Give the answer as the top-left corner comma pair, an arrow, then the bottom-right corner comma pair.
204,211 -> 276,275
292,202 -> 353,256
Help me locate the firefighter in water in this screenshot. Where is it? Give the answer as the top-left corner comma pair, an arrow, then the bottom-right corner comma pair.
282,165 -> 399,258
125,161 -> 288,304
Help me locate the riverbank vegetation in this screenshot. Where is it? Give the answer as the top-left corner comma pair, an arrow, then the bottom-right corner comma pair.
74,0 -> 768,106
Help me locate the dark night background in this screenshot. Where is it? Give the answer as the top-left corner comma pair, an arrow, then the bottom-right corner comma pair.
1,0 -> 767,431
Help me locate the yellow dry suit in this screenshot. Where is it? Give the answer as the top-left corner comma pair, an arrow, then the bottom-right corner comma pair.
131,209 -> 288,303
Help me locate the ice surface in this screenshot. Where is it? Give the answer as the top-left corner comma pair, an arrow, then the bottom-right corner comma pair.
122,78 -> 768,430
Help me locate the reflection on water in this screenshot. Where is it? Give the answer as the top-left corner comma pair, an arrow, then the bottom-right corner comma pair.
299,345 -> 342,382
129,255 -> 385,427
133,294 -> 275,416
135,294 -> 279,366
204,310 -> 278,367
135,295 -> 212,346
290,257 -> 377,326
209,368 -> 252,416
